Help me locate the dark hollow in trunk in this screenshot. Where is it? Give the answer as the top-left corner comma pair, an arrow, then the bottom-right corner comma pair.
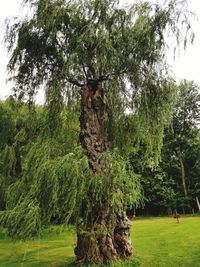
75,81 -> 132,264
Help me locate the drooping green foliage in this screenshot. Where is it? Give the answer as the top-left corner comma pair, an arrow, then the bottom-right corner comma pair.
136,79 -> 177,165
5,0 -> 193,162
0,99 -> 38,209
1,143 -> 143,239
0,99 -> 143,239
0,103 -> 15,150
0,146 -> 87,239
0,99 -> 80,237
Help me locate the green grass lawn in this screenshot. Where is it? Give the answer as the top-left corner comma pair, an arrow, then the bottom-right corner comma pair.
132,216 -> 200,267
0,216 -> 200,267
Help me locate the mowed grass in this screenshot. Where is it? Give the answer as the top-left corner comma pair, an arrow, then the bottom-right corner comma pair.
0,226 -> 76,267
0,217 -> 200,267
132,216 -> 200,267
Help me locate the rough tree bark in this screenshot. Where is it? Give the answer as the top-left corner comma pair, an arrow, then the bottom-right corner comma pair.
74,80 -> 132,264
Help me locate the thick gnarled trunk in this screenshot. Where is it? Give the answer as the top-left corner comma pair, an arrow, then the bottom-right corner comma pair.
75,81 -> 132,264
75,208 -> 132,263
79,82 -> 108,172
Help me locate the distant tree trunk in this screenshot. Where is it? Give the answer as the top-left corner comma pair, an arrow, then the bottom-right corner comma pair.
192,208 -> 195,215
74,81 -> 132,264
182,207 -> 185,215
196,197 -> 200,212
179,158 -> 188,197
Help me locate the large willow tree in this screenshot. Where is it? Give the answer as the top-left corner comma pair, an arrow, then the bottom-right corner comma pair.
5,0 -> 193,264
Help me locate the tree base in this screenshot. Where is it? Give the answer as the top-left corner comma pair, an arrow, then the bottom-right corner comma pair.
75,208 -> 132,264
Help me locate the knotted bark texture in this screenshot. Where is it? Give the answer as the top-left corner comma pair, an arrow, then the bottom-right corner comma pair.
75,81 -> 132,264
80,82 -> 108,172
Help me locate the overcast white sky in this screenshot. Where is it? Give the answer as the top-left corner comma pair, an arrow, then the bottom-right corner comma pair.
0,0 -> 200,102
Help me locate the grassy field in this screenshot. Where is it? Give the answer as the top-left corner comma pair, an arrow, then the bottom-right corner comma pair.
132,216 -> 200,267
0,216 -> 200,267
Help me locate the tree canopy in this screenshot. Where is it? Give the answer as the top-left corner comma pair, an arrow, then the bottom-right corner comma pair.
5,0 -> 194,163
